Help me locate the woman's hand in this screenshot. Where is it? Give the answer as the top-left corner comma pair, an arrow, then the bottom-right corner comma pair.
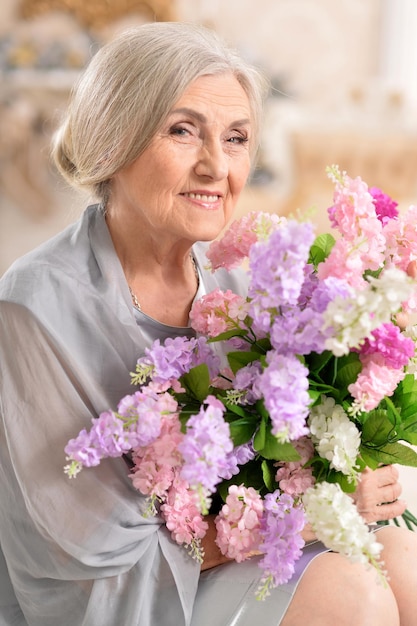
352,465 -> 407,524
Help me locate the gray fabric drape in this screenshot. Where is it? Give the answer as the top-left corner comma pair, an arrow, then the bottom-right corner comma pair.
0,206 -> 243,625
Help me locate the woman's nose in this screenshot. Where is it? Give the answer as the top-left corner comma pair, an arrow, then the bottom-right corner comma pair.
194,140 -> 228,180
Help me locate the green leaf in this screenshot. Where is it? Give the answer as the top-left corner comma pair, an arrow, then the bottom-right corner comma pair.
399,430 -> 417,445
207,328 -> 248,343
227,351 -> 260,375
332,353 -> 362,394
216,459 -> 267,498
391,375 -> 417,420
360,442 -> 417,467
179,364 -> 210,402
324,470 -> 357,493
361,410 -> 395,446
223,402 -> 251,418
305,350 -> 334,376
308,389 -> 323,405
227,416 -> 258,446
358,448 -> 380,470
261,460 -> 277,492
253,419 -> 300,462
253,416 -> 266,450
309,233 -> 336,268
250,337 -> 272,354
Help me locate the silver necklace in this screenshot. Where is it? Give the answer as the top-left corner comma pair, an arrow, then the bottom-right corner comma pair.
129,254 -> 199,311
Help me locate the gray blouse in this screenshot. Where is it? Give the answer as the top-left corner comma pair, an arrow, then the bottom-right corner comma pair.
0,205 -> 250,626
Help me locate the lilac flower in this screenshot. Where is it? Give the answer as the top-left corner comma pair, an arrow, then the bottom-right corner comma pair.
136,336 -> 220,384
248,221 -> 315,332
297,264 -> 319,306
233,361 -> 263,404
254,352 -> 310,441
220,442 -> 257,480
270,276 -> 352,356
270,308 -> 327,356
117,390 -> 167,448
191,336 -> 221,377
64,427 -> 104,468
234,442 -> 256,465
178,395 -> 233,495
257,491 -> 305,599
64,410 -> 134,467
310,276 -> 353,313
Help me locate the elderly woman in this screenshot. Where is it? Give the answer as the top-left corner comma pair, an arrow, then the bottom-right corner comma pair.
0,22 -> 416,626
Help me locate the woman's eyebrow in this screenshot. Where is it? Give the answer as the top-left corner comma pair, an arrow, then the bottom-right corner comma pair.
170,107 -> 251,127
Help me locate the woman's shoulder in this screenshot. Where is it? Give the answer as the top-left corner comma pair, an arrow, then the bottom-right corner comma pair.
0,206 -> 102,306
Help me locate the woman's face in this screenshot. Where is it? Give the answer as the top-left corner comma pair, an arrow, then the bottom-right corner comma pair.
110,73 -> 253,244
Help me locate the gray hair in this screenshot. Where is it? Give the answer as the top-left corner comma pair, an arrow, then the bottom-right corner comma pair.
52,21 -> 269,203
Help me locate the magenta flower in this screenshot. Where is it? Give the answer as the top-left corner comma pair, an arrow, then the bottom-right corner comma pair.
359,322 -> 415,369
370,186 -> 399,225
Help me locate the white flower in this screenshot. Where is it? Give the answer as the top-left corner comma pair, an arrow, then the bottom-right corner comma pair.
323,267 -> 414,356
403,324 -> 417,378
308,396 -> 360,481
303,482 -> 384,576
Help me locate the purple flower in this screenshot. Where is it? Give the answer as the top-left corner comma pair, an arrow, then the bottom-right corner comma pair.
191,336 -> 221,378
254,352 -> 310,441
258,491 -> 305,590
248,221 -> 315,332
270,308 -> 326,356
309,276 -> 352,313
178,395 -> 233,493
220,442 -> 256,480
297,264 -> 319,307
234,361 -> 263,403
89,410 -> 134,456
64,428 -> 103,467
137,336 -> 220,383
269,276 -> 352,356
370,186 -> 399,225
64,410 -> 134,467
117,391 -> 164,447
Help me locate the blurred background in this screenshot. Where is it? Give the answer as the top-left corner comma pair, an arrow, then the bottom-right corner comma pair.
1,0 -> 417,519
2,0 -> 417,273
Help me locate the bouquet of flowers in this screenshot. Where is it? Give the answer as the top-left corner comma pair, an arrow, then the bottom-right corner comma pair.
64,165 -> 417,599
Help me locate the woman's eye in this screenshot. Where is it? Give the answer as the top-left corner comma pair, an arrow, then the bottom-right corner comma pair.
227,134 -> 249,145
169,125 -> 193,137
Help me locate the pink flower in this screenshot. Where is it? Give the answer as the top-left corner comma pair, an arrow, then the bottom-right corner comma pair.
384,205 -> 417,272
348,359 -> 406,411
327,172 -> 381,240
161,475 -> 208,546
130,414 -> 183,498
275,437 -> 316,496
320,169 -> 386,286
215,484 -> 263,562
190,288 -> 249,337
206,211 -> 285,271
